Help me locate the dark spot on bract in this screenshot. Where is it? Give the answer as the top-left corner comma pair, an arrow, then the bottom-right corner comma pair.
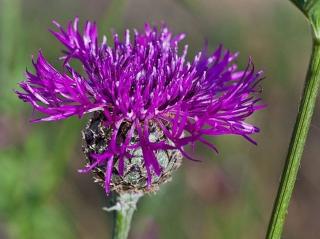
85,130 -> 94,145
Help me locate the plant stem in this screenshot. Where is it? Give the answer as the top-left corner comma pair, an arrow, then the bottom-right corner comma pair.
266,40 -> 320,238
109,193 -> 142,239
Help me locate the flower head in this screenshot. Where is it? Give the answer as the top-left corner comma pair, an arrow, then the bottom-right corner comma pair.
16,18 -> 264,194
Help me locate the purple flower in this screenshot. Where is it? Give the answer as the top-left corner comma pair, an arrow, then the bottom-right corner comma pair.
16,18 -> 264,193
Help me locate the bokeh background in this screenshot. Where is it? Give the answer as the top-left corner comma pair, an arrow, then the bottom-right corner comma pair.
0,0 -> 319,238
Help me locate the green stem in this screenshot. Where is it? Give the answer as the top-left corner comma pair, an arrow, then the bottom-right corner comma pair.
266,40 -> 320,238
110,193 -> 142,239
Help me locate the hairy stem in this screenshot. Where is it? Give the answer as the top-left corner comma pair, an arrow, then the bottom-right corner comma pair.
107,193 -> 142,239
266,40 -> 320,238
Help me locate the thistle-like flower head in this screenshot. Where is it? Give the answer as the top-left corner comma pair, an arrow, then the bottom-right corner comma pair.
16,18 -> 264,194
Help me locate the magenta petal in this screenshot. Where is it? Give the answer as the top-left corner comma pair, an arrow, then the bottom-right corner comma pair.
16,18 -> 264,194
104,157 -> 114,194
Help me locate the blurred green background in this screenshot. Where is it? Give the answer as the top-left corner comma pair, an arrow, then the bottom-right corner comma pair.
0,0 -> 318,238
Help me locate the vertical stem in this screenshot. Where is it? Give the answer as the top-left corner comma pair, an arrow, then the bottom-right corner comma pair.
266,40 -> 320,238
112,193 -> 142,239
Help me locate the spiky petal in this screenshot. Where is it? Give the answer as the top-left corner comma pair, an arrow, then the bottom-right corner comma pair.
16,18 -> 264,193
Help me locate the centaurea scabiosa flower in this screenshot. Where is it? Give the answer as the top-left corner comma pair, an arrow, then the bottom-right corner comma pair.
16,18 -> 264,195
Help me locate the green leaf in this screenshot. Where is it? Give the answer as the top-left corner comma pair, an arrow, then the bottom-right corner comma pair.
291,0 -> 320,41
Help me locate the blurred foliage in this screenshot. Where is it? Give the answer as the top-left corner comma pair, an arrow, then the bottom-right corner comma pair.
0,0 -> 317,239
0,0 -> 24,112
